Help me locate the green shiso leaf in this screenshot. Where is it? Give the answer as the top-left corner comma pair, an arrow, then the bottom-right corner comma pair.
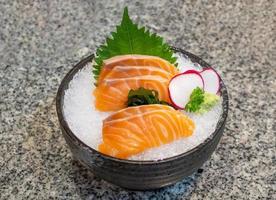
127,87 -> 170,107
186,87 -> 220,114
93,7 -> 177,80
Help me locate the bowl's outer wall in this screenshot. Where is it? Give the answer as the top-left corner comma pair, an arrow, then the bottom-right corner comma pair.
56,48 -> 228,190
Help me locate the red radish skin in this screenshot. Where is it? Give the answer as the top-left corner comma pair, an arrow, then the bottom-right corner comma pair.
200,68 -> 221,94
168,70 -> 204,109
182,68 -> 221,94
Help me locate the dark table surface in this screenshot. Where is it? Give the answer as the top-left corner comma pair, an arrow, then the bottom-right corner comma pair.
1,0 -> 275,199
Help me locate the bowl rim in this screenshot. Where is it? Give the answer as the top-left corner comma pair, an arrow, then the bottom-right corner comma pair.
56,47 -> 229,165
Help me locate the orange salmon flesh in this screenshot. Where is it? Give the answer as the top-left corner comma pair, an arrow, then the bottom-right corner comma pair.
94,55 -> 179,111
98,105 -> 195,159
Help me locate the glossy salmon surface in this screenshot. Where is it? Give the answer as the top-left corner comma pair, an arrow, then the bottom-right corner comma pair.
94,55 -> 178,111
98,105 -> 195,159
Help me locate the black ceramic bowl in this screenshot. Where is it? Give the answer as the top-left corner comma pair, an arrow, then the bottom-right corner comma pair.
56,47 -> 229,190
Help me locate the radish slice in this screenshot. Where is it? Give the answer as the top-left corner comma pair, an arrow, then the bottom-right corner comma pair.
200,68 -> 221,94
169,70 -> 204,109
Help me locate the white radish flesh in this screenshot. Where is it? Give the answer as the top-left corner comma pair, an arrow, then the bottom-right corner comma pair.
169,70 -> 204,109
200,68 -> 220,94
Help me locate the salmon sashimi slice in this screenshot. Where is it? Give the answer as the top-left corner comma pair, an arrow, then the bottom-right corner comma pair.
101,66 -> 173,82
94,75 -> 170,111
103,104 -> 174,121
98,55 -> 178,83
98,105 -> 195,159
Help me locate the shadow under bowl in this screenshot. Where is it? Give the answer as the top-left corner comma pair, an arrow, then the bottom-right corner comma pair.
56,47 -> 229,190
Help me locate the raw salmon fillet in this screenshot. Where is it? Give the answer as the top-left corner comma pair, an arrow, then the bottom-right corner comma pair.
94,75 -> 170,111
102,66 -> 173,81
98,55 -> 178,83
94,55 -> 178,111
98,105 -> 195,159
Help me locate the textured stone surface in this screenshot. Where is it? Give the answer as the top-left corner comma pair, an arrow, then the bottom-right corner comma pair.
0,0 -> 275,199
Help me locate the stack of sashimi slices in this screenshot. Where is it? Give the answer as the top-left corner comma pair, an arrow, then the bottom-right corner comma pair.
92,54 -> 221,159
